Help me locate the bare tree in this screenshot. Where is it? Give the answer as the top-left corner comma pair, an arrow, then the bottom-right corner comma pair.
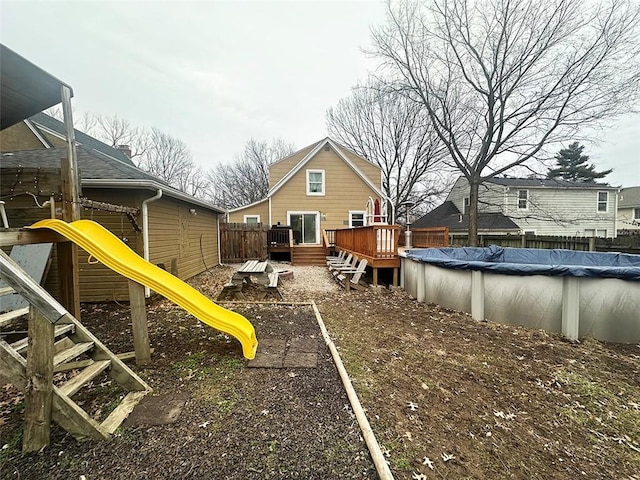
208,138 -> 295,209
96,114 -> 150,160
372,0 -> 640,244
327,80 -> 450,221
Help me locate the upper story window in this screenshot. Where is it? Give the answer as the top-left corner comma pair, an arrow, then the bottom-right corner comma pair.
463,197 -> 470,214
517,190 -> 528,209
306,169 -> 325,196
597,191 -> 608,212
634,208 -> 640,221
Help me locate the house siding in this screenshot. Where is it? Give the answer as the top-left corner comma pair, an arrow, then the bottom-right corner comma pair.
447,177 -> 617,237
269,143 -> 318,188
147,197 -> 219,282
270,149 -> 380,233
227,199 -> 270,224
0,122 -> 47,151
618,207 -> 640,232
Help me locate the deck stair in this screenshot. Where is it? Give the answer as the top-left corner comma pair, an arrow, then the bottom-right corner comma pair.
0,250 -> 151,444
291,246 -> 328,266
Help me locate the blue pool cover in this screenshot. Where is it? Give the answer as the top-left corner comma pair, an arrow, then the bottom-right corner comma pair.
405,246 -> 640,281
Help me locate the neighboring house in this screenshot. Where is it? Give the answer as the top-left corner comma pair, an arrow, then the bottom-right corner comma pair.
0,111 -> 133,165
227,137 -> 386,245
617,186 -> 640,233
414,176 -> 619,238
1,146 -> 224,302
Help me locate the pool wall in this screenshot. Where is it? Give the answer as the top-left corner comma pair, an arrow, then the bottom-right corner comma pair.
401,250 -> 640,343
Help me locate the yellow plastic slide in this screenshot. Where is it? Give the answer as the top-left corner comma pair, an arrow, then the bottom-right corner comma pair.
30,219 -> 258,360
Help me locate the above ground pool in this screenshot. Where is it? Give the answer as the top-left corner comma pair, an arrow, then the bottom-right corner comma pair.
401,246 -> 640,343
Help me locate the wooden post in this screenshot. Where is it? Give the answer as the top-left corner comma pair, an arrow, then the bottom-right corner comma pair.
392,267 -> 398,288
58,84 -> 82,320
23,308 -> 54,452
372,267 -> 378,287
128,280 -> 151,365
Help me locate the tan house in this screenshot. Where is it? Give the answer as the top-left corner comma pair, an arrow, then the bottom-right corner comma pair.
1,137 -> 224,302
228,137 -> 387,246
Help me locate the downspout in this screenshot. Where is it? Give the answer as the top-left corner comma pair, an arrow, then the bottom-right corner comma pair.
142,189 -> 163,297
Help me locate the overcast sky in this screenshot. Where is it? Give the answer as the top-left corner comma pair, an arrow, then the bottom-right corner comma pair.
1,1 -> 638,188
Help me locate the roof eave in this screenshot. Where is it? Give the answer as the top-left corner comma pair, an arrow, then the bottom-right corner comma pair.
81,178 -> 225,214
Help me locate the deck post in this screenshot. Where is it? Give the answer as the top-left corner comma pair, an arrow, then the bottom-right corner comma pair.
372,267 -> 378,287
128,280 -> 151,365
392,267 -> 398,288
471,270 -> 485,321
562,277 -> 580,341
23,307 -> 54,452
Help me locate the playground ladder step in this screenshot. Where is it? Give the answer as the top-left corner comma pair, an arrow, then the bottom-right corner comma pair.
53,341 -> 95,366
0,306 -> 29,328
11,324 -> 75,354
59,360 -> 112,397
100,391 -> 147,434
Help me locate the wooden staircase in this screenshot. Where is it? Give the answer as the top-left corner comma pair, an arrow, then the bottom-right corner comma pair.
0,250 -> 151,445
291,246 -> 328,266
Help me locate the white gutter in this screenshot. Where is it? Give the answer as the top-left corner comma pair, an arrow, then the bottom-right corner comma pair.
141,189 -> 163,297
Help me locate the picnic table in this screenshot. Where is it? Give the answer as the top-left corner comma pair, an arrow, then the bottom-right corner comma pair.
219,260 -> 281,301
232,260 -> 274,285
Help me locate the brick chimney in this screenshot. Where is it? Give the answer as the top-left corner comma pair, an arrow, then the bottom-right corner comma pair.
116,144 -> 131,158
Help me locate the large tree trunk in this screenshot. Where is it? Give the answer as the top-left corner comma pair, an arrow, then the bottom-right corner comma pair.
468,181 -> 480,247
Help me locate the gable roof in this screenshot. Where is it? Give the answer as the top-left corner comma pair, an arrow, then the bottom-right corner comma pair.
619,187 -> 640,208
268,137 -> 383,197
1,147 -> 224,213
412,201 -> 520,232
488,177 -> 617,189
27,112 -> 134,166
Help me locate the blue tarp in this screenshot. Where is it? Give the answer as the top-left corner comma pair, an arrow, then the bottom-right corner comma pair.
405,246 -> 640,281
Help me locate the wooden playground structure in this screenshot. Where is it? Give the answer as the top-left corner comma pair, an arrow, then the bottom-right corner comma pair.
0,45 -> 152,452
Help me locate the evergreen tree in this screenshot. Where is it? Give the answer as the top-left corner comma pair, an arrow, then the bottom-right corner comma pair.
548,142 -> 612,182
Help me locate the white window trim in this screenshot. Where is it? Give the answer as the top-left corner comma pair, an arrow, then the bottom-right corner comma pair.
306,169 -> 325,196
597,191 -> 608,213
287,211 -> 320,244
517,189 -> 529,210
349,210 -> 366,228
634,207 -> 640,221
243,215 -> 260,224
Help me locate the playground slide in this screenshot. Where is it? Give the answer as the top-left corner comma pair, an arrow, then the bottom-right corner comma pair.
29,219 -> 258,360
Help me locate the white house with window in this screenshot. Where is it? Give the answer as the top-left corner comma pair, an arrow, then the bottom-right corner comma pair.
617,186 -> 640,233
445,176 -> 619,237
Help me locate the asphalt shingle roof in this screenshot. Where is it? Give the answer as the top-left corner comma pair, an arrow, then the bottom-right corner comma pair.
412,201 -> 520,231
488,177 -> 614,189
28,112 -> 134,166
619,187 -> 640,208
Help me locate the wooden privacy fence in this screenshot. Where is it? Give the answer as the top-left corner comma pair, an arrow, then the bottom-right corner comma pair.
399,227 -> 449,248
449,234 -> 640,255
220,223 -> 268,263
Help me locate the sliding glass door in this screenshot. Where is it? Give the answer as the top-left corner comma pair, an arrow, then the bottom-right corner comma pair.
288,212 -> 319,244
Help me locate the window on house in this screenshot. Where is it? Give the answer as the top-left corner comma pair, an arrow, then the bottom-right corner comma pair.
597,191 -> 608,212
306,169 -> 325,195
596,229 -> 607,238
517,190 -> 528,209
349,211 -> 365,227
243,215 -> 260,224
463,197 -> 470,214
633,208 -> 640,221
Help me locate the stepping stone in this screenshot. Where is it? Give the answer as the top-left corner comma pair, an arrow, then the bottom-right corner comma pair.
288,337 -> 317,353
248,337 -> 286,368
283,352 -> 317,368
124,394 -> 187,426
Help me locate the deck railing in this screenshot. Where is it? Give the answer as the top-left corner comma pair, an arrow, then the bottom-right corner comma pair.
399,227 -> 449,248
334,225 -> 401,259
323,229 -> 337,248
267,228 -> 293,248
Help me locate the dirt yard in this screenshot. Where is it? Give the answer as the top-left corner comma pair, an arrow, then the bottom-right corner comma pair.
1,263 -> 639,479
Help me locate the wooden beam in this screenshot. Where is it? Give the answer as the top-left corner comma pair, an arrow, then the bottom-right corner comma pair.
80,198 -> 140,216
128,280 -> 150,366
0,230 -> 68,247
23,308 -> 54,452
